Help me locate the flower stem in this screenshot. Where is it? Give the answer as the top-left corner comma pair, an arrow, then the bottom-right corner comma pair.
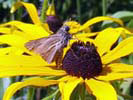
40,0 -> 48,22
42,89 -> 59,100
76,0 -> 81,23
102,0 -> 107,16
27,87 -> 35,100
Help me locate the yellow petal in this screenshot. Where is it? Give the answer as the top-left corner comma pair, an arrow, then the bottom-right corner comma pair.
115,27 -> 133,39
58,76 -> 76,99
75,32 -> 97,38
0,47 -> 25,55
108,63 -> 133,73
11,2 -> 41,24
0,65 -> 66,78
0,34 -> 28,49
46,3 -> 56,16
1,21 -> 49,39
102,37 -> 133,64
0,27 -> 32,40
0,55 -> 47,67
3,77 -> 59,100
63,39 -> 77,57
0,34 -> 46,56
97,73 -> 133,81
79,16 -> 124,31
59,75 -> 74,81
115,27 -> 132,35
96,63 -> 133,81
64,21 -> 81,34
95,28 -> 121,56
59,82 -> 65,99
0,34 -> 33,56
0,46 -> 35,56
85,79 -> 117,100
59,76 -> 82,100
0,27 -> 11,34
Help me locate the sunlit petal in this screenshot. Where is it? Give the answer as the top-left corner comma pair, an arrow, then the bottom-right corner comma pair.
59,75 -> 74,81
0,27 -> 34,40
97,73 -> 133,81
108,63 -> 133,73
59,76 -> 83,100
59,82 -> 65,99
0,66 -> 66,78
85,79 -> 117,100
79,16 -> 123,31
0,27 -> 11,34
0,47 -> 25,55
0,34 -> 28,48
0,21 -> 49,39
0,55 -> 48,67
75,32 -> 97,38
95,28 -> 121,56
3,77 -> 59,100
11,2 -> 41,24
115,27 -> 132,35
63,39 -> 77,57
64,21 -> 81,34
102,37 -> 133,64
96,63 -> 133,81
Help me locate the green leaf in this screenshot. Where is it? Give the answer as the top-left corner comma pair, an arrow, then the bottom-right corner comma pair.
127,19 -> 133,28
112,11 -> 133,21
102,11 -> 133,28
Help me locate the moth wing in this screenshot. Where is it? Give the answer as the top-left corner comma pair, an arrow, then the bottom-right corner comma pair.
25,37 -> 48,51
41,39 -> 63,63
25,34 -> 60,53
25,35 -> 63,63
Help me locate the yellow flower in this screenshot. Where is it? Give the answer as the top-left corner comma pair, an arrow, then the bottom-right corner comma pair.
0,27 -> 133,100
0,2 -> 133,100
0,2 -> 130,63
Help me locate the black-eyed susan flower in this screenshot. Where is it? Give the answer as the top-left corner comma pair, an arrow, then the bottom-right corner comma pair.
0,2 -> 133,100
0,1 -> 131,64
0,28 -> 133,100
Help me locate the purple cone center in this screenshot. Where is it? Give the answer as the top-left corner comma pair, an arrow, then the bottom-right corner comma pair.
62,41 -> 102,79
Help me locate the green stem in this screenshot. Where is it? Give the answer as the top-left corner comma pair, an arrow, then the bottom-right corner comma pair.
129,54 -> 133,64
76,0 -> 81,23
102,0 -> 107,16
40,0 -> 48,22
42,89 -> 59,100
27,87 -> 35,100
80,84 -> 86,100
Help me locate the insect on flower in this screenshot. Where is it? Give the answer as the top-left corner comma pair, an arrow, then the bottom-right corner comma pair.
25,25 -> 72,66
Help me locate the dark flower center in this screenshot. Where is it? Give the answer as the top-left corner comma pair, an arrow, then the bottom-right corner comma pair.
62,41 -> 102,79
46,16 -> 63,33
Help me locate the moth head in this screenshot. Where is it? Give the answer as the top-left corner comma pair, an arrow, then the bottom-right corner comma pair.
63,26 -> 70,32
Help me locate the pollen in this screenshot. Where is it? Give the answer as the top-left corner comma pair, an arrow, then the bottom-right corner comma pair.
62,41 -> 102,79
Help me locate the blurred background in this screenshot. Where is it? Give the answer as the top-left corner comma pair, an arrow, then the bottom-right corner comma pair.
0,0 -> 133,100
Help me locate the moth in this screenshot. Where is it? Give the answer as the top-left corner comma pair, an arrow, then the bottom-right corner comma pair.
25,25 -> 72,66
